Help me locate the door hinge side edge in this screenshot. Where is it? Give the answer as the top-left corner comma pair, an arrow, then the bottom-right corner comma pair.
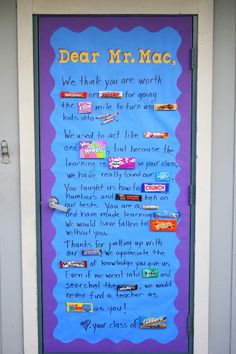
191,47 -> 197,70
189,185 -> 196,206
187,314 -> 193,336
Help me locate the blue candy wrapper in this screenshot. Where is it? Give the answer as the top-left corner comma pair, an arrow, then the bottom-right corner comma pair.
153,210 -> 180,220
155,171 -> 174,182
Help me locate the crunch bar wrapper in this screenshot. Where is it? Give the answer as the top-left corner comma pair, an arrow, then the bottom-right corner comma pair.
141,183 -> 169,193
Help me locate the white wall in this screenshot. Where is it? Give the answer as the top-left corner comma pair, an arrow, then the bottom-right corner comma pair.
210,0 -> 236,353
0,0 -> 24,354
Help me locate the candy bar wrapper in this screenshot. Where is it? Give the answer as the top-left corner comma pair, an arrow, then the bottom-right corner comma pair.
143,205 -> 159,210
117,285 -> 138,291
78,101 -> 92,113
60,91 -> 87,98
109,157 -> 136,169
154,211 -> 180,220
116,194 -> 142,202
150,219 -> 177,232
66,302 -> 93,313
155,171 -> 174,182
82,249 -> 102,256
141,183 -> 169,193
101,117 -> 115,125
154,103 -> 178,111
144,132 -> 168,138
101,112 -> 119,124
97,113 -> 110,119
140,316 -> 167,329
142,268 -> 158,278
99,91 -> 123,98
80,140 -> 106,159
60,261 -> 87,268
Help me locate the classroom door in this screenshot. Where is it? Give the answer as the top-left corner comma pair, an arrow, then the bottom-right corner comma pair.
37,15 -> 195,354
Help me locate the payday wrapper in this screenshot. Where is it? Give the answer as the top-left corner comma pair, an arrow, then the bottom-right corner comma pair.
80,140 -> 106,159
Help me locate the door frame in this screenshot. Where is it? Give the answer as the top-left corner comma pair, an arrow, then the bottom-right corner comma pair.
35,14 -> 197,354
17,1 -> 213,354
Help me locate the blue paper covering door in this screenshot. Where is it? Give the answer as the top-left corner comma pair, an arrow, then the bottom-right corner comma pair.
37,15 -> 195,353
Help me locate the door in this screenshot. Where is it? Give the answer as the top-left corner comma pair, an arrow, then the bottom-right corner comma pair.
36,15 -> 195,353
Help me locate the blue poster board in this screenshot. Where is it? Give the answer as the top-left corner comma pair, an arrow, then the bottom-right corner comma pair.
39,16 -> 193,353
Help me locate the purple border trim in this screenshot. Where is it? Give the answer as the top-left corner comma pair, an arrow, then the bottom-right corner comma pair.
39,16 -> 192,353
